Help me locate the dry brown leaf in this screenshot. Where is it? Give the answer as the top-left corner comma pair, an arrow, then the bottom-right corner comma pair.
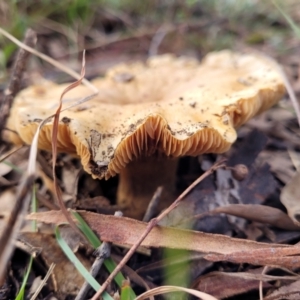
264,279 -> 300,300
280,171 -> 300,225
19,232 -> 91,297
206,271 -> 298,281
28,210 -> 290,255
259,151 -> 295,184
205,246 -> 300,269
211,204 -> 300,231
192,268 -> 272,299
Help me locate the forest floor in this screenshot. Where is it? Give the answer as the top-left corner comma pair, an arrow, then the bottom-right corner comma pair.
1,1 -> 300,299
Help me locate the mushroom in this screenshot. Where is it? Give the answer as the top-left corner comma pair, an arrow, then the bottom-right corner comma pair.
6,50 -> 285,219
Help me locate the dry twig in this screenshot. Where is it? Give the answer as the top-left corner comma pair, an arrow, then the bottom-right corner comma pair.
75,243 -> 111,300
142,186 -> 163,222
0,174 -> 36,283
0,29 -> 37,138
0,27 -> 98,92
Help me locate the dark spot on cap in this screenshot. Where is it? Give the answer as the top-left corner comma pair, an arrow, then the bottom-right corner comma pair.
107,144 -> 114,153
33,118 -> 42,123
61,117 -> 71,124
167,124 -> 175,135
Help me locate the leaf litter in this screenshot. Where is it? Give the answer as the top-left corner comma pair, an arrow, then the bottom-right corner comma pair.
3,4 -> 300,299
19,231 -> 91,297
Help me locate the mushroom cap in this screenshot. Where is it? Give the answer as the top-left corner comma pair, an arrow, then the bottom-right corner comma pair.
7,50 -> 285,179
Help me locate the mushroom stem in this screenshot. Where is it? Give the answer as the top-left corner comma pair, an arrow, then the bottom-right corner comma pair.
117,157 -> 178,219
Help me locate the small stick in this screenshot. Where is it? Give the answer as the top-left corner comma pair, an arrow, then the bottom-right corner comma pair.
0,27 -> 98,93
148,25 -> 169,57
0,173 -> 36,283
91,160 -> 227,300
75,243 -> 111,300
0,29 -> 37,136
0,145 -> 24,163
30,263 -> 56,300
259,266 -> 269,300
142,186 -> 163,222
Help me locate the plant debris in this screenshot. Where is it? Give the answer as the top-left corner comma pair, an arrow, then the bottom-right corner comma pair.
2,1 -> 300,299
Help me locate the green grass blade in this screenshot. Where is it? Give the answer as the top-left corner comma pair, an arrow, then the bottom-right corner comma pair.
72,211 -> 101,248
273,1 -> 300,38
72,211 -> 136,299
15,256 -> 33,300
2,160 -> 23,174
55,226 -> 113,300
121,282 -> 134,300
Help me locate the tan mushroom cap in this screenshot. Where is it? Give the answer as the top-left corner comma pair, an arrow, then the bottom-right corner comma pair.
7,50 -> 285,179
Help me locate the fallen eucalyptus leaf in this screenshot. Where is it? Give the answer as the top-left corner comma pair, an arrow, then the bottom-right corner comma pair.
211,204 -> 300,231
28,210 -> 290,256
192,268 -> 273,299
280,171 -> 300,225
264,278 -> 300,300
205,246 -> 300,269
